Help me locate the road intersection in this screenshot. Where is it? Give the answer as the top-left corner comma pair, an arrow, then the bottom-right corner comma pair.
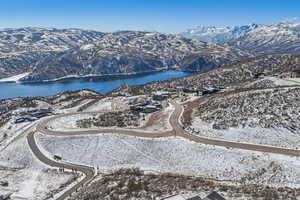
27,100 -> 300,199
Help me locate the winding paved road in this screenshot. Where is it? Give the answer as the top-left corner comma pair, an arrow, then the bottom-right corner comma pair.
27,99 -> 300,199
27,132 -> 94,200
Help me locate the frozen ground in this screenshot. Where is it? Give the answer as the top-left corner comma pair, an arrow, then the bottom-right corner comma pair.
48,113 -> 99,131
0,120 -> 32,150
47,100 -> 172,132
47,104 -> 173,132
61,99 -> 92,113
142,103 -> 174,132
82,97 -> 129,112
0,136 -> 74,200
289,78 -> 300,83
0,72 -> 30,82
190,118 -> 300,149
83,100 -> 112,112
265,77 -> 300,86
37,133 -> 300,188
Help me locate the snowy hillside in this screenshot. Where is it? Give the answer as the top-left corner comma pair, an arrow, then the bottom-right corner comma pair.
182,22 -> 300,55
181,23 -> 260,43
228,22 -> 300,54
0,28 -> 250,81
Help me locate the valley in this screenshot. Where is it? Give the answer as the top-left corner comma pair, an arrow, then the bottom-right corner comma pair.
1,52 -> 300,199
1,19 -> 300,200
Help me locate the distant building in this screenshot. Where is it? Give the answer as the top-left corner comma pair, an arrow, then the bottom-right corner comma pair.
280,70 -> 300,79
15,117 -> 34,123
161,192 -> 225,200
186,196 -> 202,200
291,70 -> 300,78
15,108 -> 53,124
153,94 -> 168,101
254,72 -> 265,79
143,105 -> 159,113
202,88 -> 220,96
203,191 -> 225,200
161,194 -> 185,200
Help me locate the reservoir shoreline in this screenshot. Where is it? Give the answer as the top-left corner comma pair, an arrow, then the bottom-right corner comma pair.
0,71 -> 190,99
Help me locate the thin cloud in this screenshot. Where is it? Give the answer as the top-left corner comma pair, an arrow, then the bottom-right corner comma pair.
281,16 -> 299,23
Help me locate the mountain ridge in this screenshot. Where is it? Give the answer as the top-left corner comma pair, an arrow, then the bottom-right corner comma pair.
182,23 -> 261,43
182,22 -> 300,55
0,28 -> 250,82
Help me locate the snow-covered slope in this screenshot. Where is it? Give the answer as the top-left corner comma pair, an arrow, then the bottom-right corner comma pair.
0,27 -> 104,54
0,28 -> 250,81
181,24 -> 260,43
228,22 -> 300,55
182,22 -> 300,55
0,28 -> 104,79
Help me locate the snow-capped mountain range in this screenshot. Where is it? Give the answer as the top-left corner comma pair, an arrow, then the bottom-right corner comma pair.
182,23 -> 261,43
182,22 -> 300,55
0,28 -> 249,81
1,22 -> 300,82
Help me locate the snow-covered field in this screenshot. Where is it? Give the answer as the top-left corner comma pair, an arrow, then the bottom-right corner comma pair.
60,99 -> 92,113
267,77 -> 300,86
289,78 -> 300,83
47,103 -> 173,132
190,118 -> 300,149
0,120 -> 32,150
48,113 -> 99,131
0,72 -> 30,82
37,133 -> 300,188
0,136 -> 74,200
83,101 -> 112,112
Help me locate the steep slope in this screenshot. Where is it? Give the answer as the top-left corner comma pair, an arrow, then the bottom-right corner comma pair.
183,22 -> 300,55
181,24 -> 260,43
0,28 -> 104,79
0,28 -> 250,81
118,54 -> 300,95
227,22 -> 300,55
0,27 -> 104,53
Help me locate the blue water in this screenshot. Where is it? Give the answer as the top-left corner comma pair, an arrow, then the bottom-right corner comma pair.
0,71 -> 189,99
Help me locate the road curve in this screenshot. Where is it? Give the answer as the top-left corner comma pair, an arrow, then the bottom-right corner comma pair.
170,102 -> 300,157
38,101 -> 300,157
27,132 -> 94,200
37,115 -> 173,138
28,97 -> 300,199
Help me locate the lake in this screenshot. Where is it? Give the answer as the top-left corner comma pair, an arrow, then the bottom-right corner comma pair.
0,71 -> 189,99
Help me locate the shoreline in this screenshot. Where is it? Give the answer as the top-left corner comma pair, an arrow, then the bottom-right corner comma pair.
0,72 -> 30,83
0,70 -> 190,100
0,69 -> 186,84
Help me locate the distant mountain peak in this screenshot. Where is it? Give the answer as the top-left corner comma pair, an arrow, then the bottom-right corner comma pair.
182,24 -> 262,43
0,28 -> 250,81
182,22 -> 300,55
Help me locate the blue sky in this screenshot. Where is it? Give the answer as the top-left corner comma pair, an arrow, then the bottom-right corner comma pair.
1,0 -> 299,33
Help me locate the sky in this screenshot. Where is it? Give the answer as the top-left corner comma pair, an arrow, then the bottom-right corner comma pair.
1,0 -> 300,33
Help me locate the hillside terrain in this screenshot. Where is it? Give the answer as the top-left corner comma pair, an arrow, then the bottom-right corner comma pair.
2,22 -> 300,82
118,54 -> 300,95
183,22 -> 300,55
182,23 -> 260,43
0,28 -> 104,79
113,54 -> 300,148
1,53 -> 300,199
69,168 -> 300,200
0,28 -> 250,81
1,25 -> 300,200
193,87 -> 300,131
